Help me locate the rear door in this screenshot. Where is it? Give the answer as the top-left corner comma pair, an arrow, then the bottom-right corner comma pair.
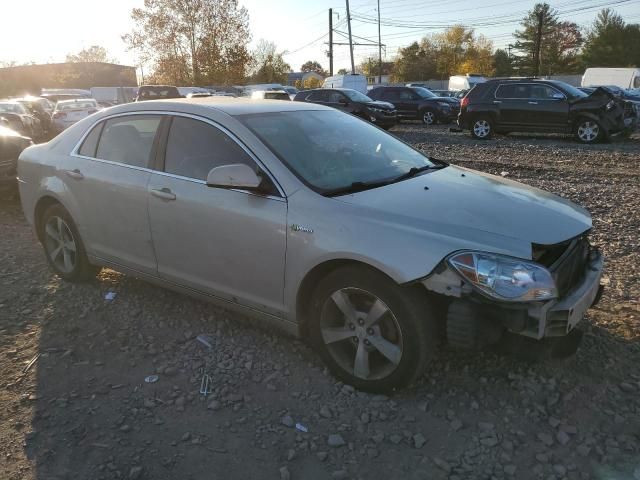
66,114 -> 163,274
147,115 -> 287,313
494,83 -> 533,128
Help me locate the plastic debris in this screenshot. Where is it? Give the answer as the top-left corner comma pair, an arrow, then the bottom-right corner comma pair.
196,334 -> 213,349
295,423 -> 308,433
500,171 -> 509,177
144,375 -> 159,383
104,292 -> 117,301
200,373 -> 212,396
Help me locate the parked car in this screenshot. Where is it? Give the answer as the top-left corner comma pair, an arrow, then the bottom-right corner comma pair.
368,86 -> 460,125
0,101 -> 38,137
458,78 -> 636,143
251,90 -> 291,101
15,98 -> 52,136
430,89 -> 458,98
135,85 -> 183,102
0,125 -> 31,188
294,88 -> 397,129
282,86 -> 299,100
18,98 -> 604,391
186,92 -> 213,98
322,74 -> 367,94
51,99 -> 100,133
41,89 -> 92,104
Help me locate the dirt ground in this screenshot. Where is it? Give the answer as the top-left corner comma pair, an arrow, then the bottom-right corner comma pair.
0,124 -> 638,480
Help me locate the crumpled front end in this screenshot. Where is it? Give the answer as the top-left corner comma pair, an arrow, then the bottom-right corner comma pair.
572,87 -> 636,135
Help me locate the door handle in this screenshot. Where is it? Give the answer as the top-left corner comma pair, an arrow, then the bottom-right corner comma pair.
528,101 -> 538,105
63,169 -> 84,180
150,187 -> 176,201
493,100 -> 502,104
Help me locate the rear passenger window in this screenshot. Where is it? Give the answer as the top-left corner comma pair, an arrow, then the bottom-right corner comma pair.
495,84 -> 531,99
78,122 -> 103,157
164,117 -> 255,181
95,115 -> 161,167
307,91 -> 328,102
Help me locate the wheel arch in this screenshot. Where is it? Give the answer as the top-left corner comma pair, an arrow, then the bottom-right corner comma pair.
295,259 -> 401,338
34,195 -> 65,242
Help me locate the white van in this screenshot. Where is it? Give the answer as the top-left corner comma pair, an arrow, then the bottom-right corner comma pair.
448,74 -> 487,91
582,68 -> 640,90
322,74 -> 367,93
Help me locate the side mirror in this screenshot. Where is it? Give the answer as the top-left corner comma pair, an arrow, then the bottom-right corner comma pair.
552,92 -> 565,100
206,163 -> 262,190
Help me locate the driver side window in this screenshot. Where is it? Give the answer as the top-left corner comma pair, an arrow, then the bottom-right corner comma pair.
399,90 -> 416,100
164,117 -> 256,182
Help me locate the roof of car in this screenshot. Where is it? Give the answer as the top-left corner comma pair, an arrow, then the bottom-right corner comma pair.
105,97 -> 328,116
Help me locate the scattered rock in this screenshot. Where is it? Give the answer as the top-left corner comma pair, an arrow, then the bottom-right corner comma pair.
450,419 -> 463,431
433,457 -> 451,473
557,430 -> 571,445
537,433 -> 554,447
327,434 -> 346,448
504,465 -> 517,476
129,466 -> 143,479
281,415 -> 294,428
619,382 -> 637,393
413,433 -> 426,449
279,466 -> 291,480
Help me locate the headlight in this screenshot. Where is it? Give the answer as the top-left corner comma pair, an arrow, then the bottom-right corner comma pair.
448,251 -> 557,302
606,100 -> 615,110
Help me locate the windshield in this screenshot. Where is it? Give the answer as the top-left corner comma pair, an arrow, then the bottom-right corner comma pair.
239,110 -> 437,194
411,87 -> 436,99
551,81 -> 588,99
342,89 -> 373,102
0,103 -> 27,114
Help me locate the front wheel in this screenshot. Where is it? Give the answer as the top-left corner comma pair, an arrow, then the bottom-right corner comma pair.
471,117 -> 493,139
309,266 -> 437,392
575,118 -> 603,143
40,204 -> 98,282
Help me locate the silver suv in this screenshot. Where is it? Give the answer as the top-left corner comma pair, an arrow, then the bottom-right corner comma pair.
18,98 -> 604,392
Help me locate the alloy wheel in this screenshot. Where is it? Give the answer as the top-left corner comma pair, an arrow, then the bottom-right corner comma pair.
44,216 -> 77,273
423,111 -> 435,125
577,121 -> 599,142
473,119 -> 491,138
320,287 -> 403,380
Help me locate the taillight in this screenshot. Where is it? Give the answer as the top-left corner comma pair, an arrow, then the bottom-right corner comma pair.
461,96 -> 469,108
53,112 -> 66,119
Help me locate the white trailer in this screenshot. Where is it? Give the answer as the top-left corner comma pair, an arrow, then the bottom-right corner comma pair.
581,68 -> 640,89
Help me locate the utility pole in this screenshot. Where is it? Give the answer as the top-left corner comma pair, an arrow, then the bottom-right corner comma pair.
345,0 -> 355,74
377,0 -> 382,84
533,10 -> 544,77
328,9 -> 334,76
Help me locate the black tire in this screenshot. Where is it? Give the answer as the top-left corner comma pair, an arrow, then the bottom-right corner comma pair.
420,109 -> 437,125
470,116 -> 493,140
574,117 -> 603,144
40,203 -> 98,282
309,265 -> 437,392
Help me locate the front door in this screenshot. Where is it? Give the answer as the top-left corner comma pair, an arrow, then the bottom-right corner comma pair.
66,114 -> 163,274
527,84 -> 570,129
147,115 -> 287,314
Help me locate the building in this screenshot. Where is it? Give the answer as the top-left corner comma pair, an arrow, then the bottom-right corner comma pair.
287,71 -> 324,87
0,62 -> 137,97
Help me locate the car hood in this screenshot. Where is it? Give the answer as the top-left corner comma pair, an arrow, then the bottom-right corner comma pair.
335,165 -> 591,248
365,100 -> 395,110
433,96 -> 460,105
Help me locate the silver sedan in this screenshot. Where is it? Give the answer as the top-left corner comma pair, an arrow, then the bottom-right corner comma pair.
18,98 -> 604,391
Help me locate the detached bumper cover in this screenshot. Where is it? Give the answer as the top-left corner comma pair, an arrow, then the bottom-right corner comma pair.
527,249 -> 604,339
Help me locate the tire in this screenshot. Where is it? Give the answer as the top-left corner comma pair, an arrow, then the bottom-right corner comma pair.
421,109 -> 437,125
471,116 -> 493,139
40,203 -> 98,282
308,265 -> 437,392
575,118 -> 603,144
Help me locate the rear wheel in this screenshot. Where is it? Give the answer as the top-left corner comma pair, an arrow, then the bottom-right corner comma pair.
40,204 -> 98,282
309,266 -> 437,392
471,116 -> 493,139
421,109 -> 436,125
575,118 -> 603,143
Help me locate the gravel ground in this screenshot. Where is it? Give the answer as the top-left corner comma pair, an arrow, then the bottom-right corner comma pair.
0,124 -> 639,480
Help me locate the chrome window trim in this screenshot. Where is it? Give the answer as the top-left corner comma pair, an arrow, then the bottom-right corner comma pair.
70,110 -> 286,199
494,83 -> 566,101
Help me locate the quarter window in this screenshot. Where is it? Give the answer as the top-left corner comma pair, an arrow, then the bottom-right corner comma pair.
164,117 -> 256,181
95,115 -> 162,167
78,122 -> 103,157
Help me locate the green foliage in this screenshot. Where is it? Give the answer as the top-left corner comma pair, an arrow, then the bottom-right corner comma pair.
123,0 -> 251,85
493,49 -> 513,77
300,60 -> 325,75
582,9 -> 640,68
512,3 -> 583,75
336,68 -> 348,75
249,40 -> 290,84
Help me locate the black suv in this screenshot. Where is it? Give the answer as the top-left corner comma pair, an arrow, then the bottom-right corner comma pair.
367,86 -> 460,125
293,88 -> 397,129
135,85 -> 183,102
458,78 -> 636,143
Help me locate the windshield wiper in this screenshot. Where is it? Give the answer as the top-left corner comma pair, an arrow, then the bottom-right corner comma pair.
322,180 -> 390,197
390,164 -> 444,183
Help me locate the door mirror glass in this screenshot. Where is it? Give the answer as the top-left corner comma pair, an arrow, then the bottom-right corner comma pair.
206,163 -> 262,190
552,92 -> 565,100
